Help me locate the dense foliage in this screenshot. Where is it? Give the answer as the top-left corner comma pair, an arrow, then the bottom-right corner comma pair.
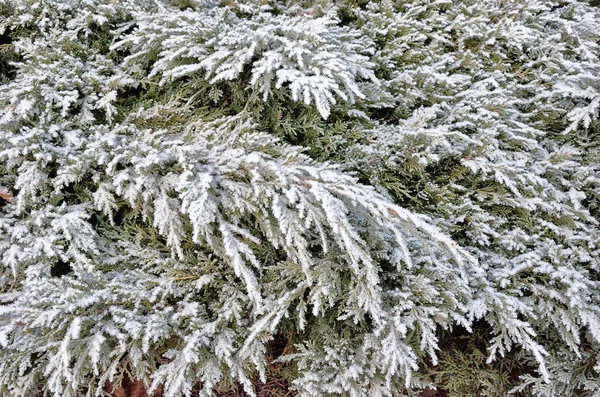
0,0 -> 599,396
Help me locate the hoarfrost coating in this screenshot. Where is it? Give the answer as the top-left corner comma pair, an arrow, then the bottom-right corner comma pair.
0,0 -> 599,396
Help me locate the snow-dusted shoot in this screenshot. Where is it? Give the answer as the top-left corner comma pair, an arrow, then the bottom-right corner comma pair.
0,0 -> 599,396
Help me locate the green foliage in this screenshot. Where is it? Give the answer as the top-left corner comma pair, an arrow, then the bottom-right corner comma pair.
421,325 -> 533,397
0,0 -> 599,396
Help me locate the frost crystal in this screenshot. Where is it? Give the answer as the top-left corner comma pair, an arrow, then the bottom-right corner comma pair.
0,0 -> 599,396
